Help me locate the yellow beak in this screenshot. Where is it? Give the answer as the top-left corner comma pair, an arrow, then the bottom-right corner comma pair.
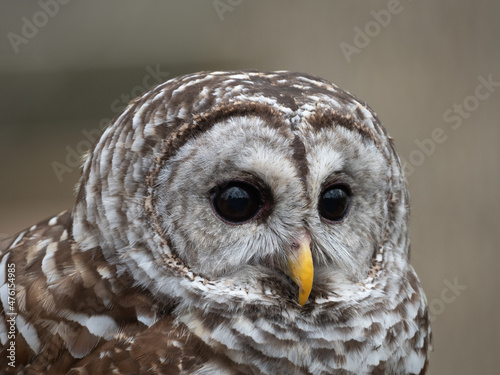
287,236 -> 314,306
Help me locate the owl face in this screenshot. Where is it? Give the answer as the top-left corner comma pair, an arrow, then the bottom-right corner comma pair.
155,112 -> 388,305
73,71 -> 409,311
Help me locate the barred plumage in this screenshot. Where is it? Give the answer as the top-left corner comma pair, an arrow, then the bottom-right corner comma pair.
0,71 -> 431,374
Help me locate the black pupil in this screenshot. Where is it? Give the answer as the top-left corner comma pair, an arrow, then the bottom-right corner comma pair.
319,186 -> 350,222
213,182 -> 261,223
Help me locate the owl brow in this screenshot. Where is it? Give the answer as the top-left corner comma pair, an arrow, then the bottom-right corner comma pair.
148,102 -> 290,187
306,109 -> 380,147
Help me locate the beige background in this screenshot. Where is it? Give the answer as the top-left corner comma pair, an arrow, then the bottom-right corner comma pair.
1,1 -> 499,373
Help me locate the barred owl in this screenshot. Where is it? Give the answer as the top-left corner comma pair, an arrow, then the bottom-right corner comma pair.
0,71 -> 431,374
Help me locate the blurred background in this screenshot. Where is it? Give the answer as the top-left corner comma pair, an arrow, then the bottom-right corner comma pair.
0,1 -> 498,373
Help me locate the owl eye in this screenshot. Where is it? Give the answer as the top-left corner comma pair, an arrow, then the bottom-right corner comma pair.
211,181 -> 263,224
318,184 -> 351,222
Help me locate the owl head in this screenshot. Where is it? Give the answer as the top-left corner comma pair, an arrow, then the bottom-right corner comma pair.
72,71 -> 409,311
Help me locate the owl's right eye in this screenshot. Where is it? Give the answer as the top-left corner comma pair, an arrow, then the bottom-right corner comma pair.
211,181 -> 263,224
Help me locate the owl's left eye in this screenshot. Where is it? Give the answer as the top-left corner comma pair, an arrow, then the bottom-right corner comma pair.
318,184 -> 351,222
211,181 -> 263,224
